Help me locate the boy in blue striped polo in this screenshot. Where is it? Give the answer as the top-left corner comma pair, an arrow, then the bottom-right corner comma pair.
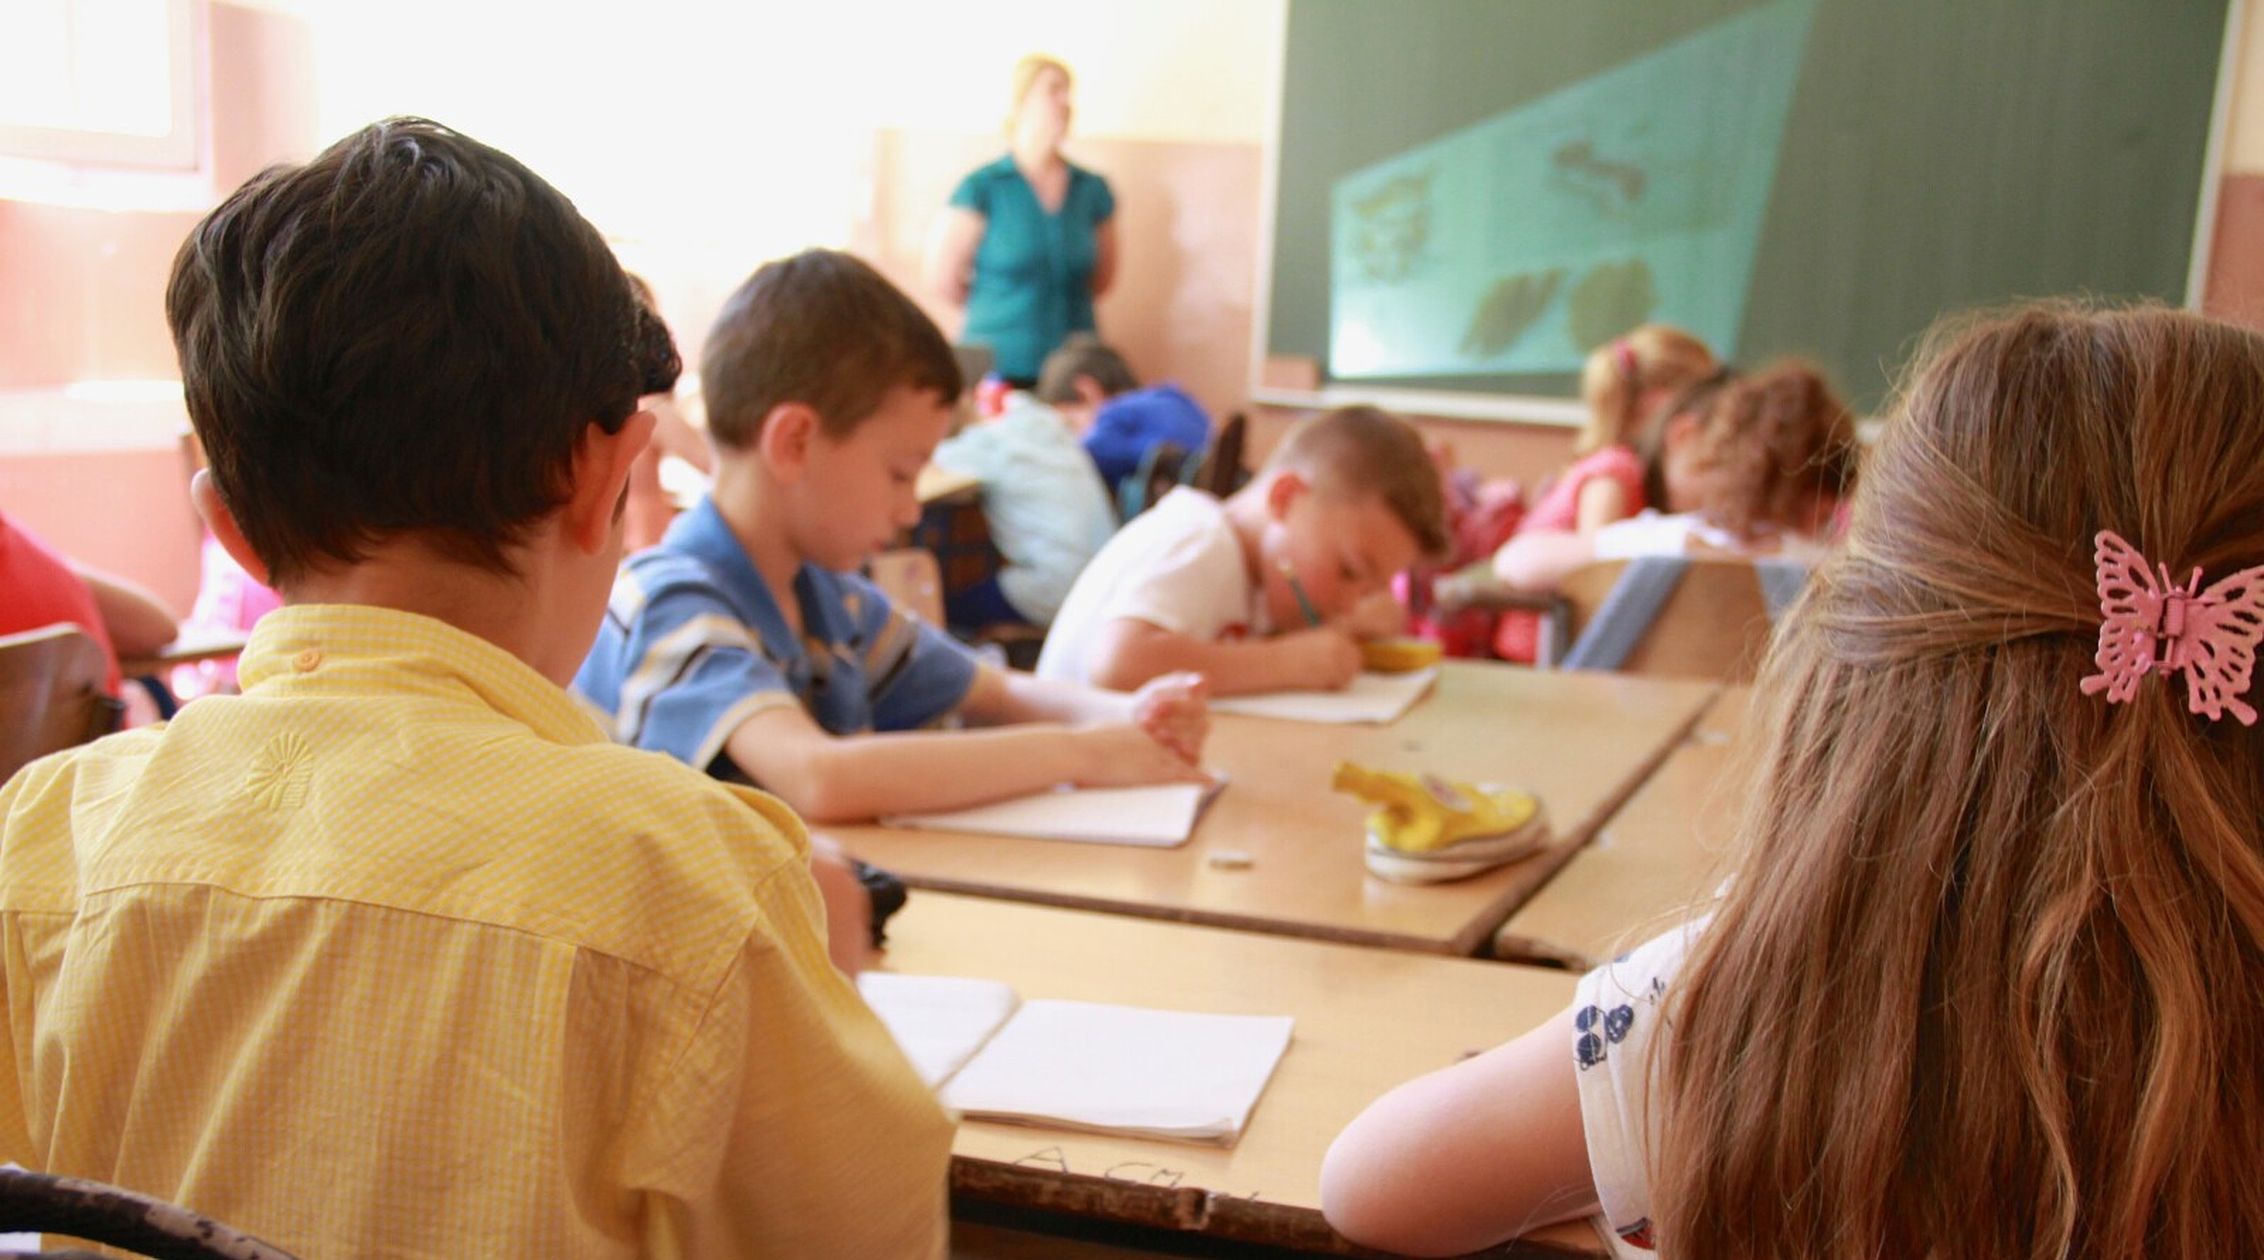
574,250 -> 1210,823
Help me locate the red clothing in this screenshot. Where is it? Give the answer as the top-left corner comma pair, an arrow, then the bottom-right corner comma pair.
0,511 -> 122,695
1494,445 -> 1649,663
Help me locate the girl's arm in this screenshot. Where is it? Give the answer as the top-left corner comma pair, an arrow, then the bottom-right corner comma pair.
1490,530 -> 1600,594
1091,217 -> 1121,298
1572,477 -> 1631,534
922,208 -> 986,309
1322,1004 -> 1598,1256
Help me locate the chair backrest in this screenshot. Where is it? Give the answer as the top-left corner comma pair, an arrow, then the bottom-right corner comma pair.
1116,439 -> 1197,521
1192,411 -> 1250,498
0,1168 -> 298,1259
0,624 -> 122,782
1557,557 -> 1800,683
866,548 -> 946,628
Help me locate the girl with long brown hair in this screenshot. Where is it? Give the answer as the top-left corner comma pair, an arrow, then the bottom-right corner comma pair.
1322,303 -> 2264,1258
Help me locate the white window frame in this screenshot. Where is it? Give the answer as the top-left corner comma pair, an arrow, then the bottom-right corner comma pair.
0,0 -> 204,171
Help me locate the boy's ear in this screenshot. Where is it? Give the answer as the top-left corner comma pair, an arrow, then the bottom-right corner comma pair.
1073,374 -> 1109,407
189,470 -> 275,589
756,402 -> 823,480
1264,468 -> 1309,521
564,409 -> 657,555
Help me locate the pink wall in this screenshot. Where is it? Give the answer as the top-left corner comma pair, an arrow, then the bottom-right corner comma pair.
0,2 -> 316,612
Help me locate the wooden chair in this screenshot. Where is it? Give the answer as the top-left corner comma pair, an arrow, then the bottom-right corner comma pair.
1555,556 -> 1805,683
866,548 -> 947,628
0,1168 -> 298,1259
1192,411 -> 1250,498
0,625 -> 123,783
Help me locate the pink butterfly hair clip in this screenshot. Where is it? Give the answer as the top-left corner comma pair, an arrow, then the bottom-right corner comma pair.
2079,530 -> 2264,726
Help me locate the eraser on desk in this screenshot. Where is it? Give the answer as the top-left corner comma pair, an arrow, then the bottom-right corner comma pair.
1208,849 -> 1255,870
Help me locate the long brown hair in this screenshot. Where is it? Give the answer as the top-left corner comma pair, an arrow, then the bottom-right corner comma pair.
1638,361 -> 1858,537
1651,304 -> 2264,1257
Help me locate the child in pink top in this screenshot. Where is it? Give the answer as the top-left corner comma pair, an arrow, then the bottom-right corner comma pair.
1491,327 -> 1717,661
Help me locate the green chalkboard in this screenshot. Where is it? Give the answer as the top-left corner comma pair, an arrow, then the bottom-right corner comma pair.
1268,0 -> 2231,412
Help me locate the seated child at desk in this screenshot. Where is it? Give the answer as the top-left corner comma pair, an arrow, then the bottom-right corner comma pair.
1,507 -> 179,703
1037,405 -> 1448,695
1484,325 -> 1718,661
0,118 -> 949,1256
1485,362 -> 1858,596
1321,303 -> 2264,1257
575,249 -> 1209,823
929,337 -> 1120,630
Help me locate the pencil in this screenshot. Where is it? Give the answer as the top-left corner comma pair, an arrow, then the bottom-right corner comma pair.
1279,561 -> 1323,627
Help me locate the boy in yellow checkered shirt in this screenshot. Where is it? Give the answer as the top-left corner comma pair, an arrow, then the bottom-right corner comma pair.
0,118 -> 949,1257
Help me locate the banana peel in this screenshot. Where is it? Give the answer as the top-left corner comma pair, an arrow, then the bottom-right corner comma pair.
1333,762 -> 1549,884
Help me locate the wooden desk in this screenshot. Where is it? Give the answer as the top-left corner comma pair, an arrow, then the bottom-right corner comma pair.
1492,688 -> 1754,967
919,463 -> 984,506
839,663 -> 1717,956
117,625 -> 250,678
885,892 -> 1602,1258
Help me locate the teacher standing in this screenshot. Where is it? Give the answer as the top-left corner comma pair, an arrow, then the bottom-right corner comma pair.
925,54 -> 1119,388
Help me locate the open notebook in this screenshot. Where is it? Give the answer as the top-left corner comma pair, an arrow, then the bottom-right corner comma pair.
880,777 -> 1226,848
1212,666 -> 1440,725
857,972 -> 1294,1146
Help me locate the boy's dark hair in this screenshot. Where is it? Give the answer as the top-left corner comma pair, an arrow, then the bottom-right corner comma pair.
701,249 -> 961,448
166,117 -> 680,586
1036,333 -> 1138,405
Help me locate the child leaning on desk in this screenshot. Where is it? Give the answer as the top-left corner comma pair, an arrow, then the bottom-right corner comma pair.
1464,361 -> 1858,605
1035,404 -> 1449,695
1322,302 -> 2264,1258
573,249 -> 1208,824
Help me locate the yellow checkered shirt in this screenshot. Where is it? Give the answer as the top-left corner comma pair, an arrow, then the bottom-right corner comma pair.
0,605 -> 950,1257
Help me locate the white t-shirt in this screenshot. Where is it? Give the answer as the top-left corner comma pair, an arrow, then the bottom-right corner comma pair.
1594,510 -> 1831,566
1574,922 -> 1700,1254
1035,487 -> 1265,684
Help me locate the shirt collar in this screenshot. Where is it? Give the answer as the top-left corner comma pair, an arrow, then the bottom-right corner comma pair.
659,495 -> 851,662
237,604 -> 609,747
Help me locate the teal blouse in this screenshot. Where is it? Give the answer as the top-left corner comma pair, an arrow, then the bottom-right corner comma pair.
949,155 -> 1115,381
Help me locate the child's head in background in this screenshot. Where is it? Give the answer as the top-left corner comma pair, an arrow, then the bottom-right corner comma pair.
168,116 -> 680,598
700,249 -> 962,573
1576,324 -> 1718,455
1246,406 -> 1449,629
1035,333 -> 1139,430
1651,303 -> 2264,1257
1639,361 -> 1858,542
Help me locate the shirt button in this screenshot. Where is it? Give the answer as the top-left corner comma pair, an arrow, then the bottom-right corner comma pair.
292,649 -> 323,673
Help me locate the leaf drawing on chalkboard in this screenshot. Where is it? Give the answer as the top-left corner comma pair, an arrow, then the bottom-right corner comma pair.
1567,259 -> 1657,354
1549,138 -> 1648,218
1460,269 -> 1564,359
1347,169 -> 1436,284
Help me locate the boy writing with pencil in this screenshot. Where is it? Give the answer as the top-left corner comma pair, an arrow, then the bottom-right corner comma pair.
574,249 -> 1209,823
1037,405 -> 1446,695
0,119 -> 949,1257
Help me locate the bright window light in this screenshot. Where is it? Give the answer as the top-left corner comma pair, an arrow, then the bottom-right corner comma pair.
0,0 -> 199,168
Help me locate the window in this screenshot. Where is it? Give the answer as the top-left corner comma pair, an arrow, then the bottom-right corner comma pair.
0,0 -> 200,169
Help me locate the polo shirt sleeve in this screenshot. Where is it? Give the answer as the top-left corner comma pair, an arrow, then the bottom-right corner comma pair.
586,570 -> 803,775
836,573 -> 980,732
948,166 -> 991,215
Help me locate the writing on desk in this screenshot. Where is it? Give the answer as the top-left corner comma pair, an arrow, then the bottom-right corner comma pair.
1008,1147 -> 1261,1201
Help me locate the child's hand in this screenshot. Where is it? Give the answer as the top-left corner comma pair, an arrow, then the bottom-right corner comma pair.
1131,671 -> 1209,764
1343,589 -> 1409,639
1072,724 -> 1216,788
1279,625 -> 1363,691
806,834 -> 874,978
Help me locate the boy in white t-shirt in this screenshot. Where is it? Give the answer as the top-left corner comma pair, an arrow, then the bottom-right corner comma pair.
1037,405 -> 1447,695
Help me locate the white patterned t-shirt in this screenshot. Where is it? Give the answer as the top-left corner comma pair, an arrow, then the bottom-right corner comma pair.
1573,922 -> 1702,1253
